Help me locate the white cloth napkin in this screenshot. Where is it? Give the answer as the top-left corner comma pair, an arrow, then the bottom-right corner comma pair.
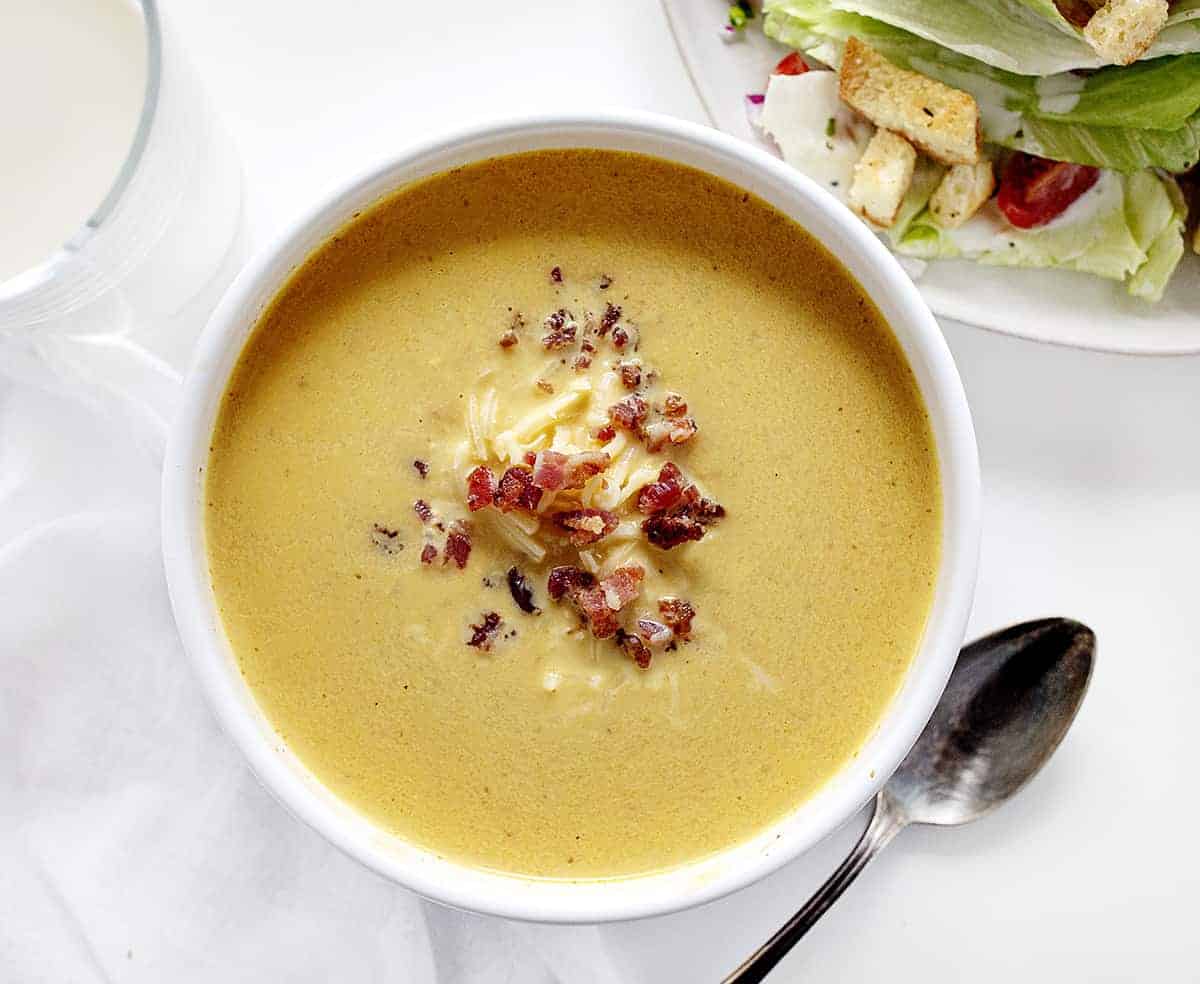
0,318 -> 627,982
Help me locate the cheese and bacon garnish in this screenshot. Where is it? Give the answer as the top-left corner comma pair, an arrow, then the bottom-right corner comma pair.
408,269 -> 724,670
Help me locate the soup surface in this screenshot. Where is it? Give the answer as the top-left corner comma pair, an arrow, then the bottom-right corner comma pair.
205,149 -> 941,879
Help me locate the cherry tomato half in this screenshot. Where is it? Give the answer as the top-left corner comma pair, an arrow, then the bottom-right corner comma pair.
997,152 -> 1100,230
772,52 -> 809,76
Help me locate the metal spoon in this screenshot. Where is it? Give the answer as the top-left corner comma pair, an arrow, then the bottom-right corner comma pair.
725,617 -> 1096,984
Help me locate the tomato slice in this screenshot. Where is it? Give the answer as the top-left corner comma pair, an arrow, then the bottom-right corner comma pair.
997,152 -> 1100,230
1053,0 -> 1096,28
772,52 -> 809,76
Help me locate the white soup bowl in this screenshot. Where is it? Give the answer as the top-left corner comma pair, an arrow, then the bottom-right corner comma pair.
162,111 -> 980,924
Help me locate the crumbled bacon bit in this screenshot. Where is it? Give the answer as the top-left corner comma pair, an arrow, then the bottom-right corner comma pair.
640,481 -> 723,547
552,508 -> 619,546
420,543 -> 438,565
562,450 -> 610,489
499,329 -> 518,348
642,510 -> 706,549
467,611 -> 503,651
524,451 -> 538,466
507,566 -> 539,614
413,459 -> 430,479
616,628 -> 652,669
532,449 -> 568,491
600,302 -> 621,336
669,417 -> 698,446
636,618 -> 675,647
572,337 -> 597,372
636,462 -> 685,514
532,449 -> 611,492
618,362 -> 642,389
465,466 -> 497,511
550,265 -> 563,284
663,392 -> 687,417
599,565 -> 644,611
594,424 -> 616,443
572,586 -> 621,639
443,520 -> 472,569
549,565 -> 642,639
547,565 -> 596,601
641,419 -> 671,451
608,394 -> 648,431
598,274 -> 613,290
494,466 -> 543,512
413,499 -> 434,524
643,414 -> 698,452
535,379 -> 554,394
611,326 -> 630,349
658,597 -> 696,639
541,309 -> 576,350
669,482 -> 724,522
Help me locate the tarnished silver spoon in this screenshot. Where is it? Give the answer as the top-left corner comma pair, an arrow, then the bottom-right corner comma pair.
725,617 -> 1096,984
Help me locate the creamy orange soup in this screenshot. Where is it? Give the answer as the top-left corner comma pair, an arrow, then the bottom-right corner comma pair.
205,149 -> 941,879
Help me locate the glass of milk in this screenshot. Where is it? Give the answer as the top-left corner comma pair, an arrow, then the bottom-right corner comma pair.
0,0 -> 244,432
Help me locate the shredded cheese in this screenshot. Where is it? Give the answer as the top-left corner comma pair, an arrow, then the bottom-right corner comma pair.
484,510 -> 546,561
499,377 -> 591,445
466,393 -> 487,461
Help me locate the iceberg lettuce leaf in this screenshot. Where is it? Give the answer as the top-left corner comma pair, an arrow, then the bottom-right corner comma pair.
1011,115 -> 1200,177
893,171 -> 1186,298
764,0 -> 1200,74
763,1 -> 1200,172
827,0 -> 1103,75
1126,170 -> 1189,301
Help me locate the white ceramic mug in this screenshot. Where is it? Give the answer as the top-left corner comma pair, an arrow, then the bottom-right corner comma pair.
162,112 -> 980,924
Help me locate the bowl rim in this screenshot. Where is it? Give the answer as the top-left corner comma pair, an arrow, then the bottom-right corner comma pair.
162,109 -> 980,924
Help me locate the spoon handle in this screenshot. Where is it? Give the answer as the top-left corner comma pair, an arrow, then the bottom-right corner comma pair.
721,792 -> 907,984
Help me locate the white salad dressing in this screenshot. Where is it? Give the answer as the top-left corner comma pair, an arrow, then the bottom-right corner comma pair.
938,170 -> 1120,258
909,58 -> 1024,141
0,0 -> 147,283
1036,73 -> 1087,115
758,71 -> 871,203
1045,170 -> 1120,232
939,201 -> 1022,256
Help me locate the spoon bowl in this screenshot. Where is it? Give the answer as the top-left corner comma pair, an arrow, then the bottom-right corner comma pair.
888,617 -> 1095,827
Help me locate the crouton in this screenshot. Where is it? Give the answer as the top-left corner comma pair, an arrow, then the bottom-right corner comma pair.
1083,0 -> 1168,65
929,160 -> 996,230
838,37 -> 981,166
848,129 -> 917,228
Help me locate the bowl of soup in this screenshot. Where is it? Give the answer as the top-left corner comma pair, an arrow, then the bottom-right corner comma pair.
162,112 -> 980,923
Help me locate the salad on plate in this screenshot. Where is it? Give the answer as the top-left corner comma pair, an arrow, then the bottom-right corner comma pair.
733,0 -> 1199,302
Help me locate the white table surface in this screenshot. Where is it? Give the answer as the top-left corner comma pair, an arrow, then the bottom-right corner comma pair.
159,1 -> 1200,979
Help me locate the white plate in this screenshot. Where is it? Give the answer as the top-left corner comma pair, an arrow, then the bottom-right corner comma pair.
662,0 -> 1200,354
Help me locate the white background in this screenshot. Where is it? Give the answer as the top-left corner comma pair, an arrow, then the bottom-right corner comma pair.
18,0 -> 1200,980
